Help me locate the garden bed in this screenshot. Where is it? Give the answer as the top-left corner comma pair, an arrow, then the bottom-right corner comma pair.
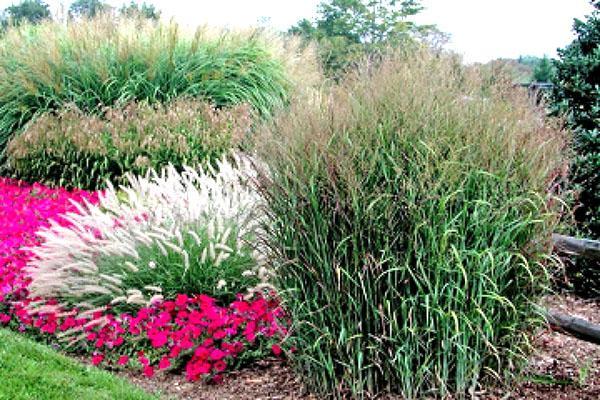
0,173 -> 286,388
0,23 -> 588,397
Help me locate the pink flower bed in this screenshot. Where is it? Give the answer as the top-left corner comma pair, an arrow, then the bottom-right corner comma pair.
0,177 -> 97,305
0,178 -> 287,382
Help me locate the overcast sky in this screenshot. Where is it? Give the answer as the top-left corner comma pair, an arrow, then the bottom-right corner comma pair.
0,0 -> 595,63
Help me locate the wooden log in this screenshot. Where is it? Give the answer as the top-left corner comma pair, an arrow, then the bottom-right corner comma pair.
545,310 -> 600,345
552,233 -> 600,260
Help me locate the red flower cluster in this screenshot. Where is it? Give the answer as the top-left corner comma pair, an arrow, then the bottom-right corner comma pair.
0,178 -> 287,382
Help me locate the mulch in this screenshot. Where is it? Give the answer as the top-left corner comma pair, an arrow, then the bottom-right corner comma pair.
506,295 -> 600,400
116,294 -> 600,400
122,359 -> 312,400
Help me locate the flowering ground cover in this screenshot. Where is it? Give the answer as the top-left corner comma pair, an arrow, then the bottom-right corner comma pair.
0,177 -> 287,384
0,177 -> 97,307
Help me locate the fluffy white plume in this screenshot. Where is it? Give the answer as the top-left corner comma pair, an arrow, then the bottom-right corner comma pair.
26,154 -> 269,312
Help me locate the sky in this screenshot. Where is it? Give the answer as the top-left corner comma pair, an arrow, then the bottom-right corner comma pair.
0,0 -> 596,63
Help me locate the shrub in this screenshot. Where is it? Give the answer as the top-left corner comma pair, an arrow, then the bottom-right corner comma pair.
26,155 -> 270,312
550,2 -> 599,297
5,99 -> 251,189
551,1 -> 599,240
0,15 -> 320,152
256,50 -> 568,398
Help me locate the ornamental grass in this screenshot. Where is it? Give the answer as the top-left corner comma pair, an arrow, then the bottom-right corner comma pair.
26,154 -> 269,312
256,49 -> 569,398
0,14 -> 320,152
5,99 -> 251,189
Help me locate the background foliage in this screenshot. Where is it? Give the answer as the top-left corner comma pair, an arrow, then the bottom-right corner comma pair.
289,0 -> 441,76
69,0 -> 109,19
551,1 -> 600,297
119,1 -> 160,20
1,0 -> 50,27
552,1 -> 600,240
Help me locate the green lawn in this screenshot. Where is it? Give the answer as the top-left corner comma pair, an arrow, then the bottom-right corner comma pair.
0,329 -> 158,400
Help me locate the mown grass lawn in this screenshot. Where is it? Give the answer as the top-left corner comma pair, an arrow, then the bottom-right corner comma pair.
0,329 -> 158,400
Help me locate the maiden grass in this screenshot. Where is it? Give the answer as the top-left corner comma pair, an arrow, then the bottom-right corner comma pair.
0,15 -> 320,153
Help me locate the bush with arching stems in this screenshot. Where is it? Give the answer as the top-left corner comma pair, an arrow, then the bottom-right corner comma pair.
256,49 -> 568,398
5,99 -> 251,189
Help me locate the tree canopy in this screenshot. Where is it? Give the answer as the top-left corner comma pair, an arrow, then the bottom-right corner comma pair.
1,0 -> 50,27
532,56 -> 554,82
289,0 -> 437,76
119,1 -> 161,20
69,0 -> 109,19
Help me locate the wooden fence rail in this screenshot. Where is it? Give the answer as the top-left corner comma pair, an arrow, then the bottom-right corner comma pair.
545,310 -> 600,345
552,233 -> 600,260
546,233 -> 600,344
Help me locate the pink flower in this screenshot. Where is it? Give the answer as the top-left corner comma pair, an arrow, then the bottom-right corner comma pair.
117,355 -> 129,365
150,331 -> 168,348
213,360 -> 227,372
188,310 -> 203,324
143,365 -> 154,377
209,348 -> 226,361
216,329 -> 229,339
271,344 -> 282,356
91,354 -> 104,366
158,357 -> 171,370
169,345 -> 181,358
194,346 -> 209,359
175,294 -> 189,308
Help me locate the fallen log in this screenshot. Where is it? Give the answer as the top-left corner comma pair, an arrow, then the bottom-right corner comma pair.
545,310 -> 600,345
552,233 -> 600,260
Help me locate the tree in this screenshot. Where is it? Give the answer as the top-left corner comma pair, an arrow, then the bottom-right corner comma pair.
1,0 -> 50,26
69,0 -> 108,19
119,1 -> 160,20
289,0 -> 433,76
532,56 -> 554,82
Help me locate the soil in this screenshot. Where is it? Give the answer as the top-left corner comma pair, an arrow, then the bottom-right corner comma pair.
118,294 -> 600,400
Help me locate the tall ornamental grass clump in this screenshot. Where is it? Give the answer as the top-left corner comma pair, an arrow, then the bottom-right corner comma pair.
5,99 -> 251,189
257,50 -> 568,398
0,15 -> 320,151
